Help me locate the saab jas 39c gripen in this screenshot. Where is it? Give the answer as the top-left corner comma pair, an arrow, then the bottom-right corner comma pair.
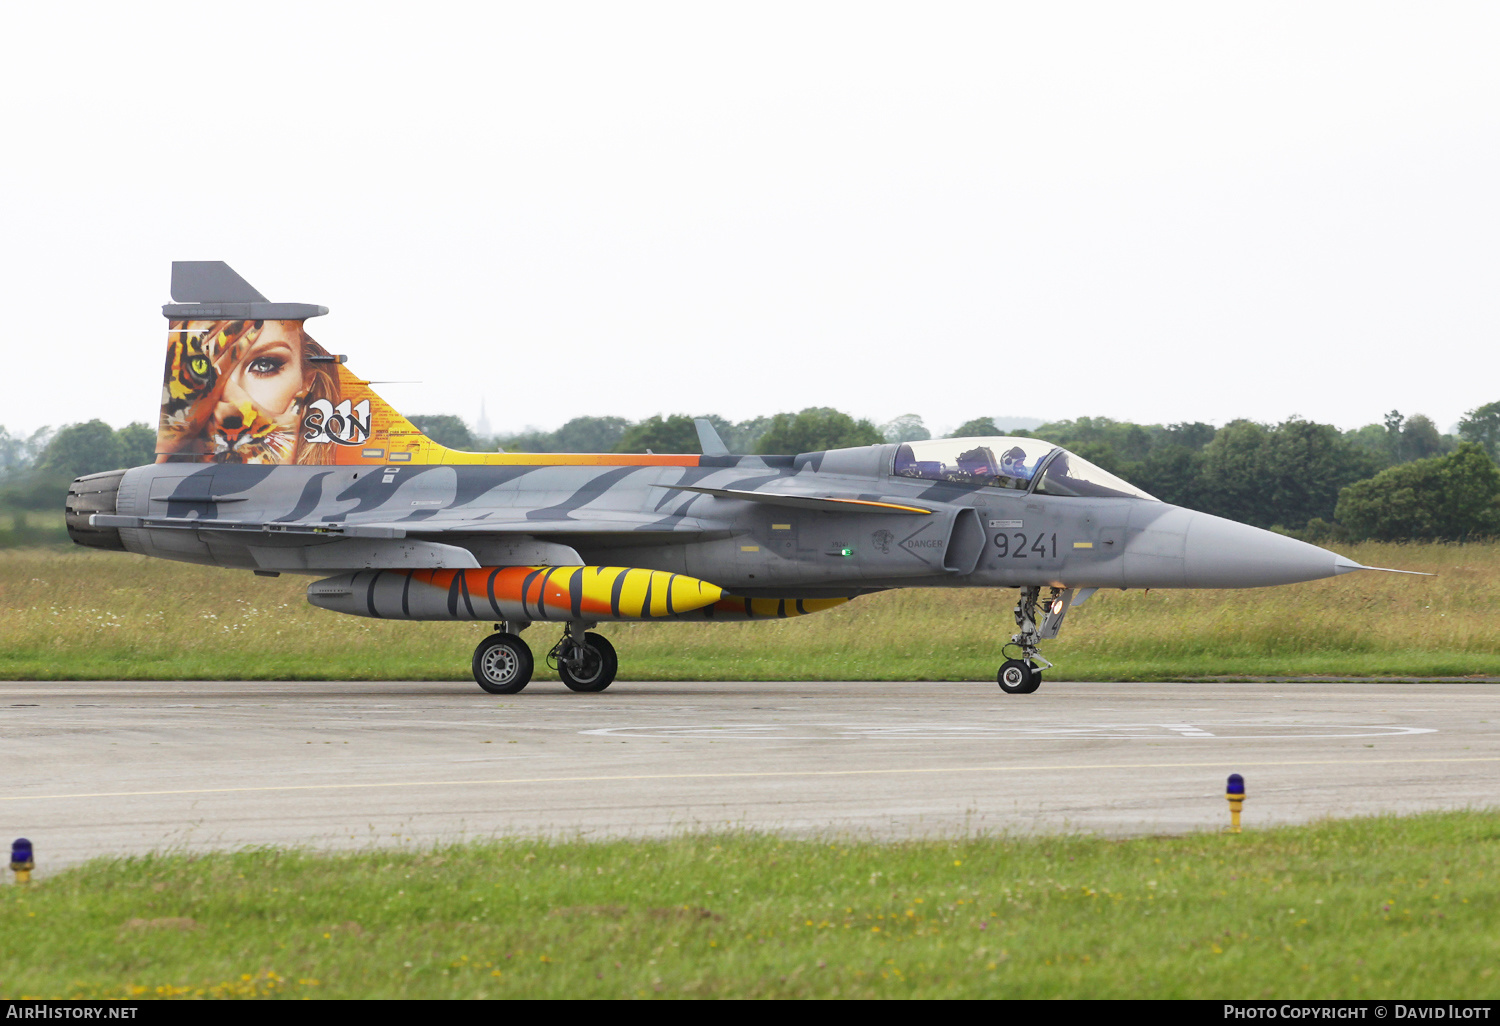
65,262 -> 1418,695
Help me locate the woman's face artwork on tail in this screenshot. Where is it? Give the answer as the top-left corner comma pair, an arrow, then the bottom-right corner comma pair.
211,321 -> 306,461
157,319 -> 330,464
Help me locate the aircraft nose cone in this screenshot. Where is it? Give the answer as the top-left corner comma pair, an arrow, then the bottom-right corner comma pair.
1180,509 -> 1347,588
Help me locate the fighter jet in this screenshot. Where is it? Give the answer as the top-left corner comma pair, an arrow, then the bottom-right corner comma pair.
66,262 -> 1414,695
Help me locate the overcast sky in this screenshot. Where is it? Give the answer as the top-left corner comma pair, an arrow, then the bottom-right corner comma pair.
1,2 -> 1496,441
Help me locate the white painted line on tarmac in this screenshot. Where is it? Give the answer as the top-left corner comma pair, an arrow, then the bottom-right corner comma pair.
2,756 -> 1496,803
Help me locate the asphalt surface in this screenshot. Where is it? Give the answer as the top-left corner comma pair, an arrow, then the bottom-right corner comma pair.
2,679 -> 1497,871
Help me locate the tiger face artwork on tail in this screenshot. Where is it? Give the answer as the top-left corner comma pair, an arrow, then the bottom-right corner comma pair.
161,328 -> 217,418
209,397 -> 295,463
156,318 -> 340,465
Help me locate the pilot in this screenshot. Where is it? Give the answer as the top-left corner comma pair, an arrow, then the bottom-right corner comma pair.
998,446 -> 1034,484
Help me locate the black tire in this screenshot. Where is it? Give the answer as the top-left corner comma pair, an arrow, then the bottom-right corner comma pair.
997,658 -> 1040,695
559,632 -> 618,693
473,633 -> 533,694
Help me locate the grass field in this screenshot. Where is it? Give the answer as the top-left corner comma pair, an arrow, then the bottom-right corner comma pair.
1,812 -> 1496,999
0,542 -> 1493,680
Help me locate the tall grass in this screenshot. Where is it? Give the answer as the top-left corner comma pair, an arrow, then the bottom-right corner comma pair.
0,543 -> 1492,680
3,812 -> 1498,999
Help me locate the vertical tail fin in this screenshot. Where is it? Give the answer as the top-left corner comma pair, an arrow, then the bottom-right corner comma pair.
155,262 -> 701,468
158,261 -> 443,466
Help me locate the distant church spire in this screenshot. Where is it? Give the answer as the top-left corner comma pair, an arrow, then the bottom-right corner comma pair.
476,398 -> 492,439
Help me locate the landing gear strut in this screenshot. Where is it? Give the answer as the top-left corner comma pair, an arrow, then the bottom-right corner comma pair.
997,586 -> 1070,695
549,621 -> 618,693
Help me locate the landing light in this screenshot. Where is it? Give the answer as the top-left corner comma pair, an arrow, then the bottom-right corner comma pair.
1050,599 -> 1065,615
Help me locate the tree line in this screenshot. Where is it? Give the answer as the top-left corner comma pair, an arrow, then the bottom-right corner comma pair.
409,409 -> 895,460
5,402 -> 1500,545
0,421 -> 158,546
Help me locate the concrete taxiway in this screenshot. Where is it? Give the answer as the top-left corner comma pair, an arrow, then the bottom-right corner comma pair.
2,679 -> 1497,870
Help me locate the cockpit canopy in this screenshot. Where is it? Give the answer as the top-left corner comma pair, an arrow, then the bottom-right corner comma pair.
891,436 -> 1157,500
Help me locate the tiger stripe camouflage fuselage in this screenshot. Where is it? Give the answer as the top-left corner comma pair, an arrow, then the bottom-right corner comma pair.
67,262 -> 1378,695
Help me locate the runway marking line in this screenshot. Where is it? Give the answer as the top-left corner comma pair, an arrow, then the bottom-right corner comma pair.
3,756 -> 1498,803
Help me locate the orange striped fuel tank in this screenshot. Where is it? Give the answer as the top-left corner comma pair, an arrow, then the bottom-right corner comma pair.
307,566 -> 726,622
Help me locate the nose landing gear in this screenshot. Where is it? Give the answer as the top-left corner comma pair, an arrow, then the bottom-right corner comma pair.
998,658 -> 1041,694
998,586 -> 1072,695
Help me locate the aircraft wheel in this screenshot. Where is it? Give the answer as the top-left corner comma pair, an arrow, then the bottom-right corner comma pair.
997,659 -> 1041,695
559,633 -> 618,693
473,633 -> 533,694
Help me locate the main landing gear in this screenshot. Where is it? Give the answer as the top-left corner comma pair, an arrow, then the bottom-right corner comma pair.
470,621 -> 619,694
998,586 -> 1073,695
548,622 -> 618,693
473,626 -> 533,694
